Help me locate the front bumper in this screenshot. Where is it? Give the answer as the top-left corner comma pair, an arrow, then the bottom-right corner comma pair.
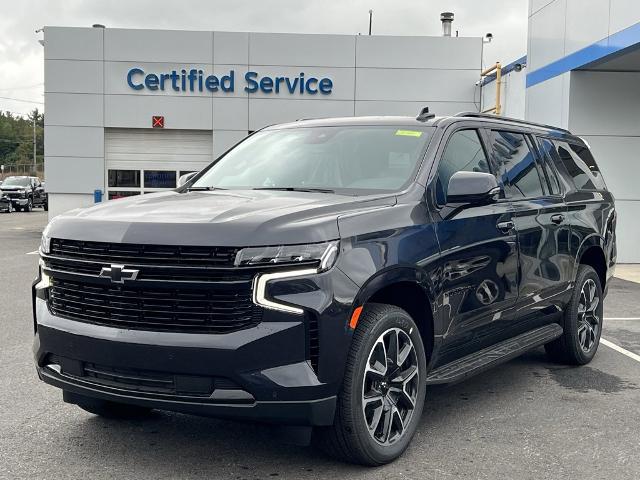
32,264 -> 360,426
10,197 -> 28,206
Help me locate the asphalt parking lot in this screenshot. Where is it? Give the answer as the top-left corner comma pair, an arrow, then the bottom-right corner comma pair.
1,211 -> 639,479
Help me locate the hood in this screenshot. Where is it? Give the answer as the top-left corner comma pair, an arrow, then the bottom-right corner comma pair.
47,189 -> 396,246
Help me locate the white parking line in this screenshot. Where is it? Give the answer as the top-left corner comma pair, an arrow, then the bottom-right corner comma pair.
601,338 -> 640,363
26,250 -> 39,255
605,317 -> 640,320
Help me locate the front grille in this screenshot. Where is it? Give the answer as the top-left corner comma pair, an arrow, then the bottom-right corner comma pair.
50,238 -> 240,267
3,191 -> 23,199
49,277 -> 261,334
45,256 -> 256,282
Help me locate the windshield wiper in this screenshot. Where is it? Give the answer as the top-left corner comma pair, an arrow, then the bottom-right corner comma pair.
186,186 -> 227,191
252,187 -> 335,193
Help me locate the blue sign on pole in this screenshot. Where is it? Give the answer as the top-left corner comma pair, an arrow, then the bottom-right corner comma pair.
127,68 -> 333,95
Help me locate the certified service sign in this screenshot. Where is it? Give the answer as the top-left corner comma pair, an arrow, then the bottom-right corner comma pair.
127,68 -> 333,95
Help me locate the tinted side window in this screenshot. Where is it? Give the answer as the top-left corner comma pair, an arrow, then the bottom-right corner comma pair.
551,140 -> 605,191
435,129 -> 490,205
536,138 -> 561,195
489,131 -> 544,199
569,143 -> 606,190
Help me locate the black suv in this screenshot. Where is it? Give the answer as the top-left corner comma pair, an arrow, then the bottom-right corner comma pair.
33,112 -> 616,465
1,175 -> 47,212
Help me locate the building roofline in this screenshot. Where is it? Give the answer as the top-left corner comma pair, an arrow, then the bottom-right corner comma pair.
481,55 -> 527,86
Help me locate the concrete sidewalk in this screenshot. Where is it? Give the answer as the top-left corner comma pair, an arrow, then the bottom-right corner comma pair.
614,264 -> 640,284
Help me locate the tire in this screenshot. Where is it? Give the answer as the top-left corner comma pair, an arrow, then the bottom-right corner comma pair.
314,303 -> 427,466
44,201 -> 48,211
545,264 -> 603,365
76,399 -> 153,419
24,198 -> 33,212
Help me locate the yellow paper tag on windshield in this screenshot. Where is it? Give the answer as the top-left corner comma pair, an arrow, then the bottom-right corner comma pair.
395,130 -> 423,137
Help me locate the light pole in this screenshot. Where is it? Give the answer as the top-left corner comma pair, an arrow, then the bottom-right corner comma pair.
368,10 -> 373,35
32,115 -> 37,173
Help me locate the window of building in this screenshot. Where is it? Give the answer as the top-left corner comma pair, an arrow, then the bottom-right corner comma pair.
108,170 -> 141,188
489,131 -> 544,199
435,129 -> 490,205
108,191 -> 141,200
144,170 -> 177,189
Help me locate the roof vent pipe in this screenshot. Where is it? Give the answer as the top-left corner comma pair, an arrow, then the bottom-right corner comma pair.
440,12 -> 454,37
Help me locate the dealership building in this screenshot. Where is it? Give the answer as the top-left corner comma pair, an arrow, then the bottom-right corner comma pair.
44,3 -> 640,262
43,26 -> 482,216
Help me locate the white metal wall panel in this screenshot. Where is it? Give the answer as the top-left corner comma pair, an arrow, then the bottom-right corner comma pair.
249,33 -> 355,67
214,32 -> 249,65
527,0 -> 567,71
248,99 -> 354,130
105,129 -> 213,171
564,0 -> 609,57
45,93 -> 104,127
44,26 -> 103,61
356,36 -> 482,70
105,95 -> 213,130
45,60 -> 103,94
104,29 -> 213,63
610,0 -> 640,35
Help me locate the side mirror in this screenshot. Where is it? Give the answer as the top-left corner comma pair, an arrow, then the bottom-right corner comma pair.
177,172 -> 198,187
447,171 -> 502,205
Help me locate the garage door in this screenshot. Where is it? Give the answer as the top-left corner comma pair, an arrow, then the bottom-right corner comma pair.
105,128 -> 213,200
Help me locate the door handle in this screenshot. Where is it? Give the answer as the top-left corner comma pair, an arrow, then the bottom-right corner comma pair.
496,220 -> 515,233
551,214 -> 565,224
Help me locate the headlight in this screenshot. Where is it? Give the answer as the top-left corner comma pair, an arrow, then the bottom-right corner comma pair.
35,259 -> 51,290
245,241 -> 340,315
235,240 -> 339,272
40,225 -> 51,254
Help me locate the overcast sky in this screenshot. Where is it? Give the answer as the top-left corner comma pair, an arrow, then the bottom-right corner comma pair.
0,0 -> 528,117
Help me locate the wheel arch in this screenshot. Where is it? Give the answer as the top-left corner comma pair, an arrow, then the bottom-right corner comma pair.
575,235 -> 607,289
351,267 -> 436,362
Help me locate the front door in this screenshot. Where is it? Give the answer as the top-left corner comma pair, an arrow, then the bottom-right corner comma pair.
429,128 -> 519,365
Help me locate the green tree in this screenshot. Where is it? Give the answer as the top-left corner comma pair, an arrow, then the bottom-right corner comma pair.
0,109 -> 44,169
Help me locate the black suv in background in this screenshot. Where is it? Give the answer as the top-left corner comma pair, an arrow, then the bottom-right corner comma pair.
33,112 -> 615,465
1,176 -> 47,212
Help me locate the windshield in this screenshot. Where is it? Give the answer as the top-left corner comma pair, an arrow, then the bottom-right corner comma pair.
2,177 -> 30,187
191,126 -> 433,194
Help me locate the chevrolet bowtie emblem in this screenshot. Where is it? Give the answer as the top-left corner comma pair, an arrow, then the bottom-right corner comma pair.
99,264 -> 140,284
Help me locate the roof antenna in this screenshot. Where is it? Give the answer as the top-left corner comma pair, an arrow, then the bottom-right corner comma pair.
416,106 -> 435,121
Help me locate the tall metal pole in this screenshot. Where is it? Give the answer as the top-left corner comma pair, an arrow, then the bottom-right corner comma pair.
32,115 -> 37,173
368,10 -> 373,35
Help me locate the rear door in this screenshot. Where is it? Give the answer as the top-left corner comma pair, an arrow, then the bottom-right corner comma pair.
31,177 -> 44,206
485,130 -> 573,331
429,127 -> 519,365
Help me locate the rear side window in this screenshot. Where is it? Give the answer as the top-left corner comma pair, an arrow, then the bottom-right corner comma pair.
435,129 -> 490,205
488,131 -> 545,199
551,140 -> 606,191
536,138 -> 562,195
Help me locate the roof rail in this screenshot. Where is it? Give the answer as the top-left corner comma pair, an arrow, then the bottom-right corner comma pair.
416,107 -> 436,122
453,111 -> 571,134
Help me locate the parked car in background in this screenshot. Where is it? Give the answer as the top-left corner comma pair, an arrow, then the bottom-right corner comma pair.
33,111 -> 615,466
0,176 -> 47,212
0,190 -> 13,213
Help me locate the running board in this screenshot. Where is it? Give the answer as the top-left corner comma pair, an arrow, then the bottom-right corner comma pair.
426,324 -> 563,385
